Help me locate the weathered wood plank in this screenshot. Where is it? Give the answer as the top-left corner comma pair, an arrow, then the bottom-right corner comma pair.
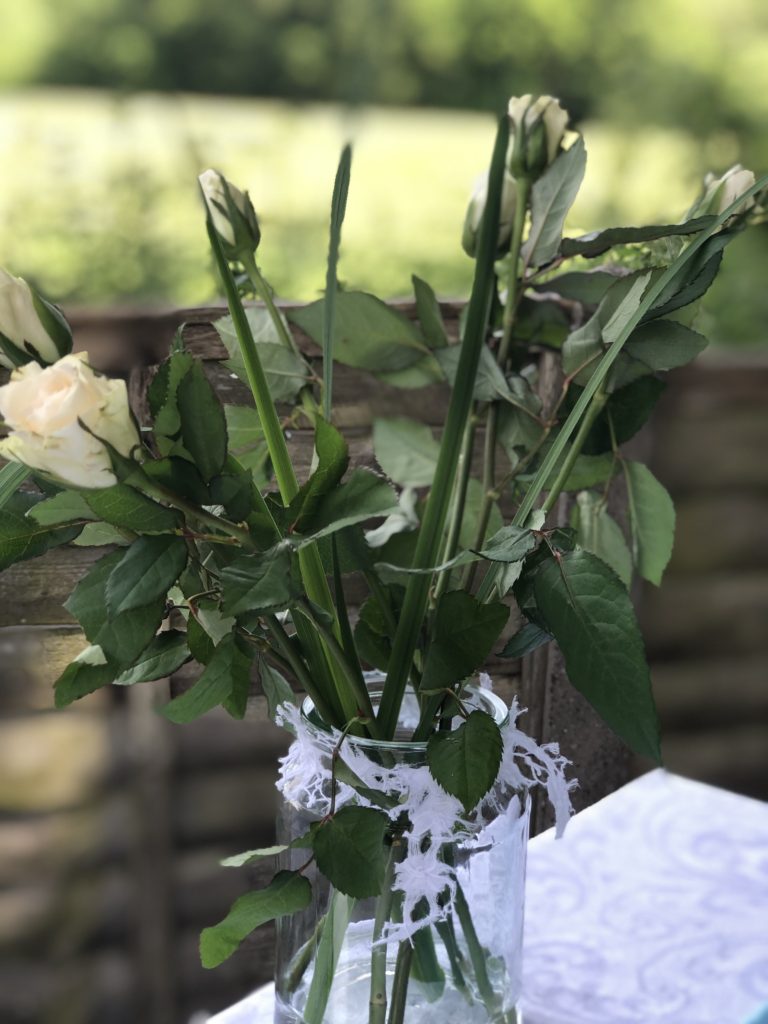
651,656 -> 768,727
0,547 -> 106,627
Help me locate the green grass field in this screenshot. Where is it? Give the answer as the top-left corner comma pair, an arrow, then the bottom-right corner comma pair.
0,88 -> 764,342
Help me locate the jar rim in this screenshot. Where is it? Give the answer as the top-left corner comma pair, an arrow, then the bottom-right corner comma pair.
300,676 -> 510,753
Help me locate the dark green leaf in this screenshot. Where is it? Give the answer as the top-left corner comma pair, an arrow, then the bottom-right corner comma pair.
0,462 -> 30,508
572,491 -> 632,587
645,233 -> 730,320
522,549 -> 661,760
312,806 -> 389,898
142,457 -> 210,504
523,137 -> 587,267
84,484 -> 180,534
612,319 -> 707,387
106,535 -> 188,615
533,270 -> 619,305
177,360 -> 227,482
575,377 -> 667,455
478,525 -> 538,563
161,633 -> 253,724
215,309 -> 310,403
0,510 -> 82,570
148,351 -> 194,437
623,461 -> 675,586
200,871 -> 312,968
427,710 -> 503,812
72,522 -> 132,547
412,275 -> 448,349
437,344 -> 511,402
499,622 -> 552,659
290,291 -> 430,375
513,296 -> 571,348
300,469 -> 399,541
560,216 -> 715,259
372,417 -> 439,488
288,418 -> 349,531
220,543 -> 296,617
54,653 -> 119,708
354,592 -> 397,672
421,591 -> 508,692
113,630 -> 191,685
224,405 -> 270,488
28,490 -> 96,526
187,614 -> 215,665
260,660 -> 296,724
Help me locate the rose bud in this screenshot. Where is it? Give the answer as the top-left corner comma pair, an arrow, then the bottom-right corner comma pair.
461,170 -> 518,258
198,168 -> 261,258
689,164 -> 757,220
0,268 -> 72,370
508,94 -> 570,180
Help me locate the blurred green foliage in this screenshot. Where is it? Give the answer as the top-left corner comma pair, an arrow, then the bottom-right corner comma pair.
0,0 -> 766,342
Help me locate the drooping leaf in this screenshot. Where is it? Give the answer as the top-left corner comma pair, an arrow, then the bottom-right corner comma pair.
519,549 -> 661,760
412,275 -> 448,349
312,806 -> 390,898
420,591 -> 508,692
623,461 -> 675,586
84,485 -> 180,534
290,291 -> 430,375
215,308 -> 311,403
611,319 -> 708,387
498,622 -> 553,659
0,510 -> 83,571
106,535 -> 188,615
300,469 -> 399,541
572,490 -> 633,587
113,630 -> 191,685
427,710 -> 503,812
220,543 -> 296,617
372,417 -> 439,488
478,525 -> 538,563
28,490 -> 96,526
560,216 -> 715,259
54,653 -> 119,708
177,359 -> 227,482
161,633 -> 253,724
200,871 -> 312,969
260,660 -> 296,724
523,137 -> 587,268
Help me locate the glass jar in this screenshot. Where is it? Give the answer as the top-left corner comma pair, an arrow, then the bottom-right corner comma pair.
274,684 -> 529,1024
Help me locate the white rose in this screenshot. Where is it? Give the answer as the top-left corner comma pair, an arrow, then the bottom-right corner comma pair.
695,164 -> 756,218
0,268 -> 63,369
0,353 -> 139,489
508,94 -> 570,175
461,170 -> 518,257
198,168 -> 260,254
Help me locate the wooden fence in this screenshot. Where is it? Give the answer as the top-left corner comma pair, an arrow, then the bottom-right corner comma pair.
0,308 -> 766,1023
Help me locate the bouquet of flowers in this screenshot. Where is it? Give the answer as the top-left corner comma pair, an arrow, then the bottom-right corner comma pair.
0,96 -> 764,1024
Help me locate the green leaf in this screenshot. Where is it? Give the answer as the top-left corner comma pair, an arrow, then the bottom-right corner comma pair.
572,491 -> 633,587
84,485 -> 180,534
200,871 -> 312,969
215,308 -> 311,403
612,319 -> 708,387
645,232 -> 730,320
513,296 -> 571,349
375,353 -> 444,389
498,622 -> 552,659
290,291 -> 430,375
65,549 -> 167,665
221,834 -> 312,867
220,543 -> 296,617
142,457 -> 211,505
576,377 -> 667,455
533,270 -> 617,305
427,710 -> 503,812
161,633 -> 253,724
312,806 -> 389,898
372,417 -> 439,488
623,462 -> 675,586
523,449 -> 617,491
354,591 -> 397,672
54,653 -> 119,708
113,630 -> 191,685
224,405 -> 270,487
72,521 -> 132,547
300,469 -> 399,541
523,137 -> 587,268
421,591 -> 508,692
323,144 -> 352,418
260,660 -> 296,724
177,360 -> 227,483
148,351 -> 194,438
478,525 -> 538,563
560,216 -> 715,259
106,535 -> 188,615
412,275 -> 448,349
27,490 -> 95,526
288,418 -> 349,531
522,549 -> 661,760
0,509 -> 82,570
437,344 -> 511,402
0,462 -> 30,508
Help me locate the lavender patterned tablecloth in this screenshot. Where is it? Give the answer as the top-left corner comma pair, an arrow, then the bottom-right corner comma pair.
205,770 -> 768,1024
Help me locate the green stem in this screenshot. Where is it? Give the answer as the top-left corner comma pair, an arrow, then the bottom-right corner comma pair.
540,387 -> 608,516
264,615 -> 340,725
386,940 -> 414,1024
137,473 -> 257,549
435,918 -> 468,993
369,839 -> 402,1024
433,418 -> 476,604
377,115 -> 511,739
454,883 -> 500,1017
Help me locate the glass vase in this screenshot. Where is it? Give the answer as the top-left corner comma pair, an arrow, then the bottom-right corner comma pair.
274,685 -> 529,1024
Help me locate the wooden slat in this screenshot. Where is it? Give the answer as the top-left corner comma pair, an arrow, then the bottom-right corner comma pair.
0,547 -> 105,627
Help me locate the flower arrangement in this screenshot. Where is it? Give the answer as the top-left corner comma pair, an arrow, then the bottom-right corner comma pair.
0,96 -> 764,1023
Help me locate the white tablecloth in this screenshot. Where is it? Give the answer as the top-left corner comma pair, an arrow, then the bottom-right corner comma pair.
206,770 -> 768,1024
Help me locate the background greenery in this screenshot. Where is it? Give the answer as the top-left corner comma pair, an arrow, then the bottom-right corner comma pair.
0,0 -> 766,342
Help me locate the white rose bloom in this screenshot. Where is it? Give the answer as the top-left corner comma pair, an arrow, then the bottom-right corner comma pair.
700,165 -> 756,217
508,94 -> 570,167
0,268 -> 61,369
0,353 -> 139,489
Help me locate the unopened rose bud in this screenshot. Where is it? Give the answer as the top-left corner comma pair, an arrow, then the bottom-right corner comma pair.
461,170 -> 518,258
508,94 -> 570,180
0,268 -> 72,370
199,168 -> 261,258
689,164 -> 756,220
0,353 -> 139,489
